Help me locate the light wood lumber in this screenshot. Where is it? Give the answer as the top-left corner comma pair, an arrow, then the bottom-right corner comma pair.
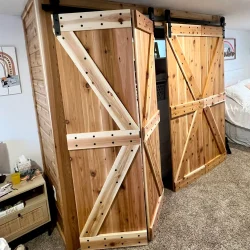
174,110 -> 200,183
57,31 -> 138,130
201,26 -> 223,37
80,145 -> 140,237
58,9 -> 131,32
144,140 -> 164,196
134,10 -> 153,34
171,24 -> 201,36
202,38 -> 223,97
143,110 -> 160,142
143,34 -> 155,121
184,164 -> 205,179
167,34 -> 202,100
171,100 -> 203,118
205,153 -> 226,172
80,230 -> 147,249
133,14 -> 162,239
55,22 -> 146,239
204,92 -> 225,107
204,107 -> 226,154
149,190 -> 164,239
67,130 -> 140,150
167,23 -> 226,191
22,1 -> 80,249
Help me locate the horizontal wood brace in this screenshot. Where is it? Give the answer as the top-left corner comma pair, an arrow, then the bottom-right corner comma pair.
58,9 -> 131,32
203,92 -> 225,107
201,26 -> 223,37
170,92 -> 225,118
67,130 -> 140,150
170,100 -> 203,118
80,230 -> 147,249
143,110 -> 160,142
166,24 -> 223,37
171,24 -> 202,36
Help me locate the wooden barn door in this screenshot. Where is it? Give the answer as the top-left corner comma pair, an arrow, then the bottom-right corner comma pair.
52,9 -> 162,250
133,11 -> 164,239
166,24 -> 226,191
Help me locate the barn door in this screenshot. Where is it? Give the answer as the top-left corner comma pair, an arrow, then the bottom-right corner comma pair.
52,9 -> 163,250
133,11 -> 164,239
166,24 -> 226,191
52,9 -> 148,250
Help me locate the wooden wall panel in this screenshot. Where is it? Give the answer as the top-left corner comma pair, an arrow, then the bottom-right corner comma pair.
22,2 -> 62,213
23,2 -> 80,249
55,27 -> 147,235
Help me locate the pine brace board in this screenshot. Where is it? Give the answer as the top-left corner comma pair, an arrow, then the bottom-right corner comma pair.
169,24 -> 223,37
58,9 -> 132,31
166,23 -> 226,191
53,9 -> 150,250
80,230 -> 147,249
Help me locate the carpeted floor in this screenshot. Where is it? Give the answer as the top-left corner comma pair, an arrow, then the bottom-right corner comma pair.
23,143 -> 250,250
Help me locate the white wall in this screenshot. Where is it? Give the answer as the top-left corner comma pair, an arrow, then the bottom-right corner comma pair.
224,29 -> 250,87
0,14 -> 42,172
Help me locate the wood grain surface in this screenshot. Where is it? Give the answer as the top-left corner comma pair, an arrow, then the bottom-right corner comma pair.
166,24 -> 226,191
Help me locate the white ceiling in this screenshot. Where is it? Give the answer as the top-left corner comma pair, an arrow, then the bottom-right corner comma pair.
113,0 -> 250,30
0,0 -> 28,16
0,0 -> 249,30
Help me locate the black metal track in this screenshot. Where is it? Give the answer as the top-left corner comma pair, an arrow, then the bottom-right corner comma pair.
42,4 -> 93,13
42,0 -> 94,36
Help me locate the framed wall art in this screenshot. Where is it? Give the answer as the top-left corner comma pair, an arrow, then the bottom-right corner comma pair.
224,38 -> 236,60
0,47 -> 22,96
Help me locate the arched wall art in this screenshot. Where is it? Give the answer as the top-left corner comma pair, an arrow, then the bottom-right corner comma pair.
0,47 -> 21,96
224,38 -> 236,60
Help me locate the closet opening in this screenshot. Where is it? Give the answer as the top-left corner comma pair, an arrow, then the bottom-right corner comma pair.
154,27 -> 172,189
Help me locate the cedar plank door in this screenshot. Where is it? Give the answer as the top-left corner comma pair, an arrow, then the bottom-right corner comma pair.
53,9 -> 163,249
166,24 -> 226,191
133,11 -> 164,240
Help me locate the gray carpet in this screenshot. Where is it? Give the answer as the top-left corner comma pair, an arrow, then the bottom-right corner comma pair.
25,143 -> 250,250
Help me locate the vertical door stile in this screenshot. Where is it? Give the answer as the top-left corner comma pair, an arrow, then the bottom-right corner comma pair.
132,10 -> 164,241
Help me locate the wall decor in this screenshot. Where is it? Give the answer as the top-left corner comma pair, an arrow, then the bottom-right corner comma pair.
224,38 -> 236,60
0,47 -> 21,96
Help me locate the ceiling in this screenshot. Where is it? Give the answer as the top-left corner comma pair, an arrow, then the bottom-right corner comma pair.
0,0 -> 28,16
0,0 -> 249,30
114,0 -> 250,30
